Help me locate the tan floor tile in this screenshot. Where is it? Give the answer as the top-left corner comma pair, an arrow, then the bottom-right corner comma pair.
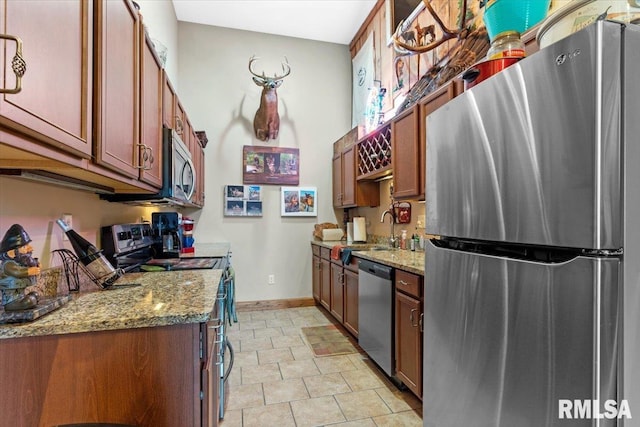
290,344 -> 315,360
239,320 -> 267,330
250,310 -> 277,320
226,382 -> 264,410
303,372 -> 352,397
236,312 -> 252,322
271,334 -> 305,348
266,317 -> 295,328
341,369 -> 385,391
281,326 -> 303,336
372,409 -> 423,426
241,363 -> 282,384
233,350 -> 258,368
258,347 -> 294,365
227,328 -> 255,340
325,419 -> 377,426
274,310 -> 294,319
228,369 -> 241,386
291,316 -> 316,327
314,354 -> 359,374
219,408 -> 243,427
347,352 -> 370,369
279,359 -> 320,379
240,336 -> 273,352
253,327 -> 284,338
335,389 -> 392,420
374,387 -> 422,412
290,396 -> 346,427
243,402 -> 296,427
263,377 -> 310,404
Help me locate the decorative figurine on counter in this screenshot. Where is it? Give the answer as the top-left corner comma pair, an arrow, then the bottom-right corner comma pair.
0,224 -> 40,311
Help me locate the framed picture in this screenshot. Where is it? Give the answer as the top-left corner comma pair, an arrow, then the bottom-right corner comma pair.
280,187 -> 317,217
243,145 -> 299,185
224,185 -> 263,216
386,0 -> 424,46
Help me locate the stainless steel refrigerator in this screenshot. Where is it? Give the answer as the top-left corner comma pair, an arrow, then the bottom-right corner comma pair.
424,21 -> 640,427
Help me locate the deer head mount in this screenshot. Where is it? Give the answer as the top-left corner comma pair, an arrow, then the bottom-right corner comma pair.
249,56 -> 291,141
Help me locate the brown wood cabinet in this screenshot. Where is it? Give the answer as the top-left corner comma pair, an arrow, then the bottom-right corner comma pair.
333,128 -> 379,208
312,245 -> 321,302
395,269 -> 423,399
0,323 -> 205,427
330,260 -> 345,322
192,136 -> 206,207
320,248 -> 331,311
343,259 -> 359,337
391,105 -> 420,199
0,0 -> 94,158
93,0 -> 141,179
139,28 -> 163,188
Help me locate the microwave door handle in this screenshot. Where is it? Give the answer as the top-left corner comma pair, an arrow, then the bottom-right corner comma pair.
180,160 -> 195,200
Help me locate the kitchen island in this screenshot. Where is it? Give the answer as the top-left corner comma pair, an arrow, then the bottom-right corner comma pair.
0,243 -> 230,427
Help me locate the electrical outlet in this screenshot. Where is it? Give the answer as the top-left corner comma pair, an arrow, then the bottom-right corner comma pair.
417,214 -> 426,229
268,274 -> 275,285
62,214 -> 72,240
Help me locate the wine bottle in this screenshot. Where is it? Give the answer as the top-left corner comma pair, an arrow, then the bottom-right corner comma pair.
56,219 -> 120,287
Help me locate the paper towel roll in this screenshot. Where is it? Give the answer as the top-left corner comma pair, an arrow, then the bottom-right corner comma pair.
346,223 -> 354,244
353,217 -> 367,242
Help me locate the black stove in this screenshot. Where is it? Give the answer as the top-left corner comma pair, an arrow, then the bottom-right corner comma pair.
101,223 -> 225,272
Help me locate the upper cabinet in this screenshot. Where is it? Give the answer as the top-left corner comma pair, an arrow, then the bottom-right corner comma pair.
93,0 -> 140,179
333,128 -> 379,209
390,79 -> 463,201
0,0 -> 93,157
139,25 -> 163,188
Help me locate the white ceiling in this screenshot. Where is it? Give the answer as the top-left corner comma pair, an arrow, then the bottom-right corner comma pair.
171,0 -> 379,45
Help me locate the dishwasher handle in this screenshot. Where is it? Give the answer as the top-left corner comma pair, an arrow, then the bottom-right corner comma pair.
358,259 -> 393,280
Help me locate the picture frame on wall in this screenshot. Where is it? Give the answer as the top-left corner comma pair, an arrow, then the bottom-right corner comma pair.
243,145 -> 299,186
224,184 -> 263,216
386,0 -> 425,46
280,187 -> 317,217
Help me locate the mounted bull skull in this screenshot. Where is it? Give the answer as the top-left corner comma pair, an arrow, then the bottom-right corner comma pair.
249,56 -> 291,141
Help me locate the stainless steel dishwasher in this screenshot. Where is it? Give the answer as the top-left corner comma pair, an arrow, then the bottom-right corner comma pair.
358,259 -> 395,377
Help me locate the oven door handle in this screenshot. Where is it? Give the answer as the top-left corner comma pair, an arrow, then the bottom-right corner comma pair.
223,339 -> 234,382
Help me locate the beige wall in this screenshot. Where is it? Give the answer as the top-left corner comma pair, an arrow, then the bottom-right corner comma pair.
176,22 -> 351,302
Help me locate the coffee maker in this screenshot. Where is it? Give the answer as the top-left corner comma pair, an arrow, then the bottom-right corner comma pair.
152,212 -> 182,258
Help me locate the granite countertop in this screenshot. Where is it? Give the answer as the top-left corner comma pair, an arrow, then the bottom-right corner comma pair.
311,240 -> 425,276
0,267 -> 225,340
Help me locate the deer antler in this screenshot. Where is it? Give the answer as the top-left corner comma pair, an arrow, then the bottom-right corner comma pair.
248,56 -> 291,81
393,0 -> 470,55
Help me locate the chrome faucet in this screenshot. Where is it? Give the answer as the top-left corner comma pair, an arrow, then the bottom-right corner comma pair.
380,209 -> 398,248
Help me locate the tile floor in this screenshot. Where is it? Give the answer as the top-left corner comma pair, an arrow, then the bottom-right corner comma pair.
220,305 -> 422,427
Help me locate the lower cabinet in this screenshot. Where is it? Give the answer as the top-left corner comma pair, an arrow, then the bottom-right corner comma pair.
395,269 -> 424,399
311,244 -> 359,337
319,247 -> 331,311
0,323 -> 207,426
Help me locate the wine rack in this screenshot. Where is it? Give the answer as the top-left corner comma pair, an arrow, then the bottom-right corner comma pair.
357,122 -> 392,180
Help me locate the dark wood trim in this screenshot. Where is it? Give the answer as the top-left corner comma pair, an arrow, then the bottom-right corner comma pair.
349,0 -> 385,51
236,297 -> 316,312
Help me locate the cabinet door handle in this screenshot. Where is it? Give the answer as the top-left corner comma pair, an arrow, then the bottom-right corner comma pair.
136,144 -> 153,170
0,34 -> 26,94
398,280 -> 409,286
419,312 -> 424,332
410,308 -> 418,327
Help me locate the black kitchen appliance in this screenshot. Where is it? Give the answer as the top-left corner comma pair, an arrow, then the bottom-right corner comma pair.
100,222 -> 225,272
152,212 -> 181,258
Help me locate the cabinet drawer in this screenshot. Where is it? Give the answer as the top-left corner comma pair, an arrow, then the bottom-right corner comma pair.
344,256 -> 360,272
320,247 -> 331,260
312,244 -> 320,257
395,269 -> 422,299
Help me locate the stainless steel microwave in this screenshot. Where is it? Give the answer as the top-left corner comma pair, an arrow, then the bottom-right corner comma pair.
101,128 -> 196,206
